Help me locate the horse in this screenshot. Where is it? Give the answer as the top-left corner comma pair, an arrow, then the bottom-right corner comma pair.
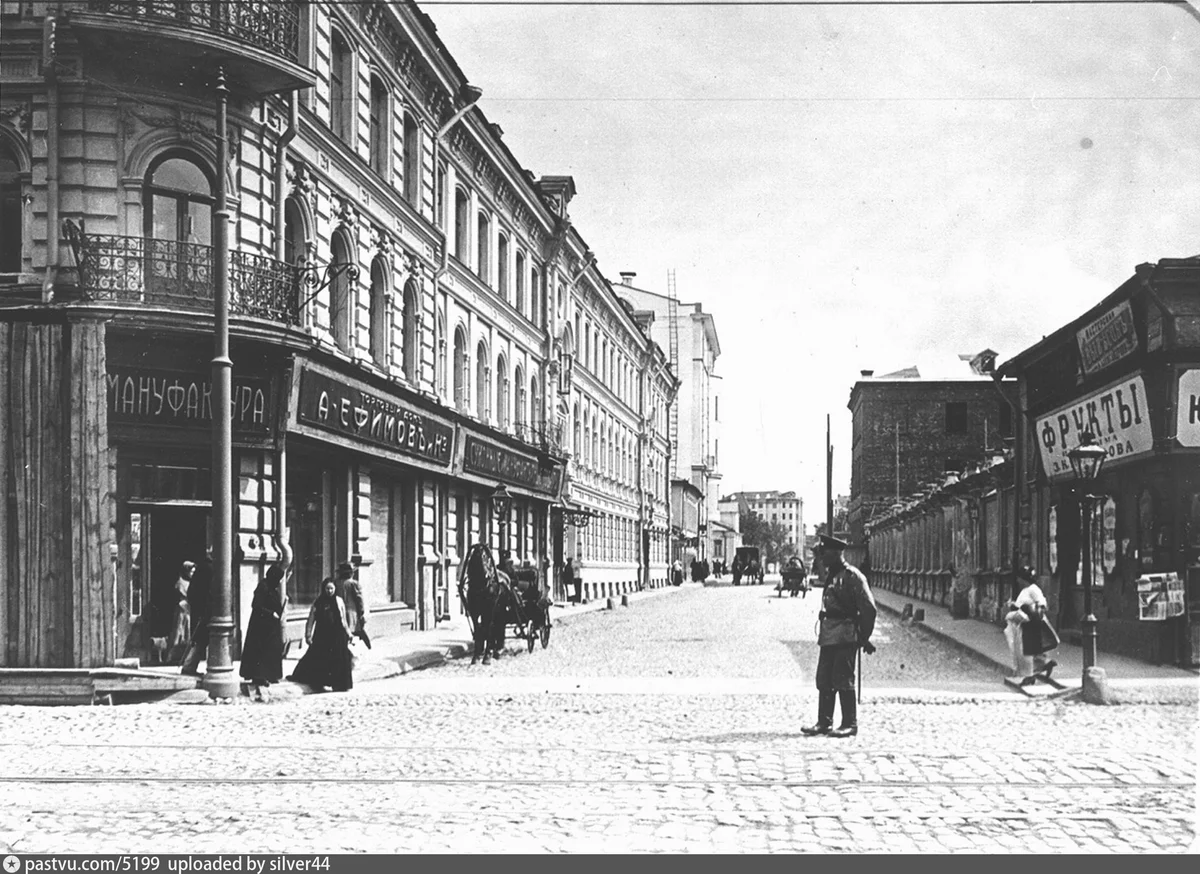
780,557 -> 808,598
460,543 -> 519,665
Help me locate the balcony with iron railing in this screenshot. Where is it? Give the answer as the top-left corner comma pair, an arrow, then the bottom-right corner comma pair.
63,220 -> 304,326
65,1 -> 315,94
514,421 -> 565,457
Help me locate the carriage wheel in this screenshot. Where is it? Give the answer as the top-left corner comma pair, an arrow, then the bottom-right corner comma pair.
526,625 -> 536,653
539,620 -> 551,649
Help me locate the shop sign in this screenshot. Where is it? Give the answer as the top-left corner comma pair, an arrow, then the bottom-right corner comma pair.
462,434 -> 562,495
1076,300 -> 1137,376
1048,506 -> 1058,573
106,368 -> 272,433
296,368 -> 453,466
1175,369 -> 1200,448
1102,496 -> 1117,574
1035,373 -> 1153,481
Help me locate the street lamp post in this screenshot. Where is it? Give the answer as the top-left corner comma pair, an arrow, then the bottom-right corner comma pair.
1067,430 -> 1107,673
491,482 -> 512,558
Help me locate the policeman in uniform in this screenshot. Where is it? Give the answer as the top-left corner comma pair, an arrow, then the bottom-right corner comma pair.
801,535 -> 877,738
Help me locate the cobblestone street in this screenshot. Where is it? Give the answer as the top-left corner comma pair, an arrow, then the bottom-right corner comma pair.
1,585 -> 1196,853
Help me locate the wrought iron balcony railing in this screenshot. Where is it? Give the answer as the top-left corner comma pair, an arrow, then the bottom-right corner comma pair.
515,421 -> 565,455
63,220 -> 303,325
82,0 -> 301,63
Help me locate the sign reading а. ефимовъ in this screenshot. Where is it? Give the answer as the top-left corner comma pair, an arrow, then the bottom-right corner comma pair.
296,367 -> 453,466
462,433 -> 561,495
1035,372 -> 1153,481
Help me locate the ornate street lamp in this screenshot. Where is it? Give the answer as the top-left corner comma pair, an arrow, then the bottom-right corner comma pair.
1067,430 -> 1107,671
490,482 -> 512,552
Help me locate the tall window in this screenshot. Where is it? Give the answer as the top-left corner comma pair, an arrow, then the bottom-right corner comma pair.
530,375 -> 541,432
330,234 -> 353,352
0,144 -> 22,272
402,280 -> 419,383
403,112 -> 420,204
476,212 -> 490,284
496,355 -> 510,430
330,32 -> 353,144
514,365 -> 526,432
453,326 -> 468,412
475,341 -> 490,421
573,403 -> 580,458
454,189 -> 469,261
435,162 -> 447,228
143,153 -> 213,299
497,233 -> 509,301
369,75 -> 388,175
435,311 -> 446,397
369,256 -> 388,368
283,197 -> 307,267
515,251 -> 525,316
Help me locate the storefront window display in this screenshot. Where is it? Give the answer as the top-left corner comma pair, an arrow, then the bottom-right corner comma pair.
285,454 -> 342,607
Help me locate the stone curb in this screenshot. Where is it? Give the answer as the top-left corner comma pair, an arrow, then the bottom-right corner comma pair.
874,598 -> 1015,677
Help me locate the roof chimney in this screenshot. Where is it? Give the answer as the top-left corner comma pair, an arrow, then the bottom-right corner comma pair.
619,271 -> 636,286
860,370 -> 874,377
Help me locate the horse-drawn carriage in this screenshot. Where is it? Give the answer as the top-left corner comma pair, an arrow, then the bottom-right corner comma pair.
731,546 -> 764,586
779,555 -> 809,597
458,543 -> 552,665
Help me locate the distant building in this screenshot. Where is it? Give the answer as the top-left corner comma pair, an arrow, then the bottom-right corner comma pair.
724,490 -> 805,555
846,352 -> 1015,565
617,273 -> 722,562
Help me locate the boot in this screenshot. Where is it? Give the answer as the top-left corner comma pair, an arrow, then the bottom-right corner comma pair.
829,690 -> 857,737
801,690 -> 836,735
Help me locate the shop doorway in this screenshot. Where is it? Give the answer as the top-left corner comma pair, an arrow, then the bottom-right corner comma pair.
143,505 -> 211,641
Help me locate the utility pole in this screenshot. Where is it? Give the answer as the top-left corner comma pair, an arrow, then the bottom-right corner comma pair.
826,414 -> 833,537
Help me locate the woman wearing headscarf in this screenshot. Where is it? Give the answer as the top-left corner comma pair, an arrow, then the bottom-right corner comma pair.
239,563 -> 288,701
1007,566 -> 1059,684
287,577 -> 354,692
167,561 -> 195,665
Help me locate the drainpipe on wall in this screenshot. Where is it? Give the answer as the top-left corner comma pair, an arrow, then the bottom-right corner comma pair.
41,12 -> 60,302
273,93 -> 298,575
991,371 -> 1025,601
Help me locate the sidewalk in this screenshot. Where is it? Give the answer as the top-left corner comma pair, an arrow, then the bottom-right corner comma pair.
162,584 -> 683,704
872,587 -> 1200,704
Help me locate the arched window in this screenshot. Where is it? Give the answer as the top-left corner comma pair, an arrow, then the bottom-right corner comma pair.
515,251 -> 525,316
497,233 -> 509,301
283,197 -> 307,266
403,112 -> 420,204
330,233 -> 353,352
572,403 -> 581,459
475,340 -> 490,421
590,416 -> 598,470
476,212 -> 490,284
495,354 -> 509,430
452,326 -> 468,412
434,311 -> 447,397
0,143 -> 24,272
530,375 -> 541,431
143,152 -> 214,299
402,279 -> 419,383
369,256 -> 389,368
330,31 -> 353,143
369,75 -> 388,175
514,365 -> 526,432
454,189 -> 470,261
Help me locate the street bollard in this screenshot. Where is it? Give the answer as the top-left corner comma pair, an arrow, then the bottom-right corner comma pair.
1082,666 -> 1111,705
901,603 -> 913,620
621,594 -> 629,607
606,597 -> 616,610
913,608 -> 925,622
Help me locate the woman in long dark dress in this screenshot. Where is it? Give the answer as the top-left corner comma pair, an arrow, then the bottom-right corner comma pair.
287,578 -> 354,692
240,563 -> 288,701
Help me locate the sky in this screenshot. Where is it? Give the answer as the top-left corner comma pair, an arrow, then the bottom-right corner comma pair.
421,0 -> 1200,529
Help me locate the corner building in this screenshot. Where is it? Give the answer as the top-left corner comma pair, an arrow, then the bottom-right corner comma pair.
0,1 -> 676,669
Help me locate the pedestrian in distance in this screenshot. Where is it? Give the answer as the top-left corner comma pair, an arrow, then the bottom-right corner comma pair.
239,562 -> 289,701
287,577 -> 354,692
179,555 -> 213,676
563,557 -> 581,604
331,561 -> 369,651
167,560 -> 195,665
801,535 -> 877,738
1011,566 -> 1059,684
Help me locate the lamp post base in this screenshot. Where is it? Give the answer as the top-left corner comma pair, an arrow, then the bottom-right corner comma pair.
202,668 -> 241,701
1081,613 -> 1098,671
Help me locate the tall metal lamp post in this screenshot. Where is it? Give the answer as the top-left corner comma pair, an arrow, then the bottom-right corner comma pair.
491,483 -> 512,558
1067,430 -> 1107,671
